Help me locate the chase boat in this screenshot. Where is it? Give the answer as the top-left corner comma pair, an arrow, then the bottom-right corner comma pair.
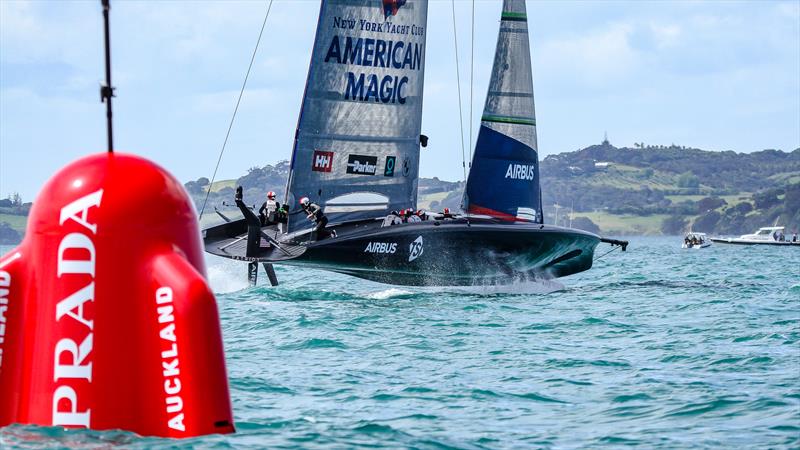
682,232 -> 711,249
710,226 -> 799,246
203,0 -> 627,286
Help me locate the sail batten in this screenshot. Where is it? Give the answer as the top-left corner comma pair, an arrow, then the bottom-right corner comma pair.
285,0 -> 428,233
480,114 -> 536,126
464,0 -> 542,223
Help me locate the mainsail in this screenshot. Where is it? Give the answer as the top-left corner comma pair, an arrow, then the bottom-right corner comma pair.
463,0 -> 542,223
285,0 -> 429,232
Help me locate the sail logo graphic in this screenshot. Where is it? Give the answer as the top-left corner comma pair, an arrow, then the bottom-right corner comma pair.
384,156 -> 396,177
346,154 -> 377,175
408,236 -> 423,262
505,163 -> 536,181
382,0 -> 407,17
312,150 -> 334,172
364,241 -> 397,254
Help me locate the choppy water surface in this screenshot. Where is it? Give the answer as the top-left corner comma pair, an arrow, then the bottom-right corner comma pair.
2,237 -> 799,448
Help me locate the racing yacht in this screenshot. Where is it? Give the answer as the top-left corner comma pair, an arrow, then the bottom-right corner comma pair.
203,0 -> 627,286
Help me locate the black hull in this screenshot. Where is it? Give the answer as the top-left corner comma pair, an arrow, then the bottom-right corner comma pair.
204,217 -> 601,286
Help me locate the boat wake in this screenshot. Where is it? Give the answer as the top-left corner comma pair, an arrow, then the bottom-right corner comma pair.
441,278 -> 565,296
207,260 -> 251,294
365,288 -> 415,300
360,279 -> 565,299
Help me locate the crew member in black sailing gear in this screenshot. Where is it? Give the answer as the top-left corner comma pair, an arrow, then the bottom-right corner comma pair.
259,191 -> 280,226
300,197 -> 336,240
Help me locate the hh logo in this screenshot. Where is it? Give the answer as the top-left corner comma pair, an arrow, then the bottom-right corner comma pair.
312,150 -> 334,172
382,0 -> 407,18
408,235 -> 423,262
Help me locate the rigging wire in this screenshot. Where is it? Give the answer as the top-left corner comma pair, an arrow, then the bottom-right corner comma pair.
451,0 -> 467,183
593,244 -> 623,263
199,0 -> 274,220
468,0 -> 475,167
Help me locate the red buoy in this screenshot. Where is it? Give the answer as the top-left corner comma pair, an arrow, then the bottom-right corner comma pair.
0,152 -> 234,437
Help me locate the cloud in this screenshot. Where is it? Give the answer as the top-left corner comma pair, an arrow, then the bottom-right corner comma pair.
1,0 -> 798,199
189,88 -> 282,114
537,23 -> 640,87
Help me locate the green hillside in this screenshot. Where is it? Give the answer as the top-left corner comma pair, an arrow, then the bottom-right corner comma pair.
538,142 -> 799,235
2,143 -> 797,244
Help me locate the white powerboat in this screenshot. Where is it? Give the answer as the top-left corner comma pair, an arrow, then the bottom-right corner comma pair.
711,226 -> 800,246
682,232 -> 711,249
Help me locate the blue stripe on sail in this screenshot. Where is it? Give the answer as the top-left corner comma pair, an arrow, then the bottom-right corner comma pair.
465,125 -> 541,220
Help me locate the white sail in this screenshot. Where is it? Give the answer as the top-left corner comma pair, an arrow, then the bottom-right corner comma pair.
285,0 -> 429,232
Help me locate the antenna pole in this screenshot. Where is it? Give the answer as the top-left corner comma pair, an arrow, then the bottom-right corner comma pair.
100,0 -> 115,153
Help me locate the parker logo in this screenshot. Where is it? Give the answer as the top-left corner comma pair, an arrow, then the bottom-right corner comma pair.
408,236 -> 423,262
384,156 -> 396,177
312,150 -> 334,172
364,241 -> 397,254
505,163 -> 536,181
346,155 -> 377,175
382,0 -> 407,18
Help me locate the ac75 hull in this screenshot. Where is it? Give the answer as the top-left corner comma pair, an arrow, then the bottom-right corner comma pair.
204,218 -> 601,286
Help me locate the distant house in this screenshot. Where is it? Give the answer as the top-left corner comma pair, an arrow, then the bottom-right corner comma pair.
594,162 -> 612,170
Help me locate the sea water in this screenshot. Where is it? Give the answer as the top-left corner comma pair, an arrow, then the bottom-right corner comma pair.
1,237 -> 798,448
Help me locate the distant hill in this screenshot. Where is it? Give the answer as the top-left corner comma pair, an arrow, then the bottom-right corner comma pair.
186,142 -> 799,236
537,142 -> 800,235
2,143 -> 797,244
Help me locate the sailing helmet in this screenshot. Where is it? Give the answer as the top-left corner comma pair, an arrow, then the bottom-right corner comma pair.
299,197 -> 310,207
443,207 -> 450,214
267,191 -> 276,199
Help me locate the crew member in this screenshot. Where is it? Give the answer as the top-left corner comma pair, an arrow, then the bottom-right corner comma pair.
300,197 -> 336,239
259,191 -> 280,225
441,207 -> 455,219
276,205 -> 288,224
405,208 -> 421,223
382,210 -> 403,227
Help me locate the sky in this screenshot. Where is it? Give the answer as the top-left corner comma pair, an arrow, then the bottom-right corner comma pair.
1,0 -> 799,201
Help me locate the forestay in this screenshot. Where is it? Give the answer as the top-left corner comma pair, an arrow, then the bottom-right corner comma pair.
463,0 -> 542,223
285,0 -> 429,232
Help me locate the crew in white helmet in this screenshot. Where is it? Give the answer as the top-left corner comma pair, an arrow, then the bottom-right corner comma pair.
259,191 -> 281,225
300,197 -> 336,239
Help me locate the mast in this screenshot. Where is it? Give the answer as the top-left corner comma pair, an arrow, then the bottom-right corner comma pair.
463,0 -> 542,223
283,0 -> 429,233
100,0 -> 115,153
283,0 -> 326,211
